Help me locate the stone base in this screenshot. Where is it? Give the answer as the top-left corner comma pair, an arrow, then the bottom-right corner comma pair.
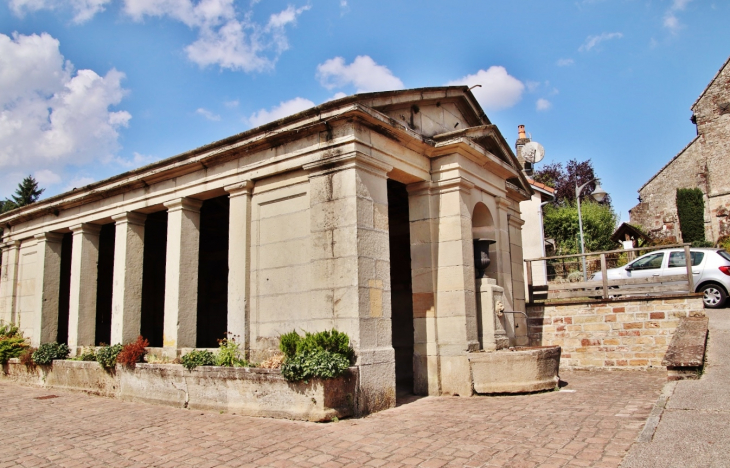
666,366 -> 703,381
468,346 -> 561,394
1,360 -> 357,422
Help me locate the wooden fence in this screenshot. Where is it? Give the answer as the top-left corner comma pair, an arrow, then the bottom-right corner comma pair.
525,244 -> 695,303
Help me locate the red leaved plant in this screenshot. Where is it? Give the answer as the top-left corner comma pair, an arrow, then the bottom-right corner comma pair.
116,336 -> 149,368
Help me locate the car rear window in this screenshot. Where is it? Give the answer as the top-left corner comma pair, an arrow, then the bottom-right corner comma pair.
668,251 -> 704,267
718,250 -> 730,262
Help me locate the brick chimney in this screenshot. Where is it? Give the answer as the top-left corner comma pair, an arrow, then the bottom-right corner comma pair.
515,124 -> 532,173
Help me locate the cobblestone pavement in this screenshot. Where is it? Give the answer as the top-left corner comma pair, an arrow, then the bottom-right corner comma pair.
0,370 -> 665,468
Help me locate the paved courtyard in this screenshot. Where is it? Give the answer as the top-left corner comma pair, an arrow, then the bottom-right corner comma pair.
0,370 -> 665,468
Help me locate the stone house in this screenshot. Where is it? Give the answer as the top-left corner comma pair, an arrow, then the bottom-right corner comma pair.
0,87 -> 533,414
630,56 -> 730,243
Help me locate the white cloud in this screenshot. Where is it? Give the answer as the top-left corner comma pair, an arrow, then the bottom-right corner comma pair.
664,0 -> 693,33
111,151 -> 159,169
316,56 -> 404,93
34,169 -> 62,186
0,32 -> 131,183
196,107 -> 221,121
445,66 -> 525,112
224,99 -> 239,108
526,80 -> 540,93
536,98 -> 552,111
579,32 -> 623,52
328,92 -> 348,101
248,97 -> 315,127
9,0 -> 112,23
557,58 -> 575,66
63,175 -> 96,192
125,0 -> 309,72
10,0 -> 309,72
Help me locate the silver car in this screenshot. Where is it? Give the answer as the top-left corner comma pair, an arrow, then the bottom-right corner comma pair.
590,248 -> 730,308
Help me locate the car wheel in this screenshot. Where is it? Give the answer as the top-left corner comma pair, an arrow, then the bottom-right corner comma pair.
700,284 -> 727,309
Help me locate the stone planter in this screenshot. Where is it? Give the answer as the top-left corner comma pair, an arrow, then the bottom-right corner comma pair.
1,360 -> 357,422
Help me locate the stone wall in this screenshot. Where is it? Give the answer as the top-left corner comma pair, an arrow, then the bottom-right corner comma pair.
631,57 -> 730,243
1,360 -> 358,422
631,137 -> 707,242
527,296 -> 705,370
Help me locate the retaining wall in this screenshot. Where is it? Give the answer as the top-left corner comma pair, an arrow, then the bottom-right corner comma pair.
527,295 -> 705,370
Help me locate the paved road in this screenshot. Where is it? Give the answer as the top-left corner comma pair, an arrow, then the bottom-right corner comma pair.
0,370 -> 664,468
621,309 -> 730,468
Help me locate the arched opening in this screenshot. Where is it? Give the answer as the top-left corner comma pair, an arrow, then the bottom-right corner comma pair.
472,203 -> 497,279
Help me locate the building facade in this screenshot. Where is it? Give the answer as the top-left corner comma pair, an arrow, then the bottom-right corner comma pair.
0,87 -> 532,413
630,56 -> 730,243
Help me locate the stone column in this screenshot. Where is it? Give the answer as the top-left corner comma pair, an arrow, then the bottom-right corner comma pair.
0,240 -> 21,324
163,198 -> 202,352
495,197 -> 514,311
68,223 -> 101,351
304,152 -> 395,415
31,232 -> 64,346
225,181 -> 253,353
407,177 -> 479,397
509,214 -> 528,346
110,212 -> 147,345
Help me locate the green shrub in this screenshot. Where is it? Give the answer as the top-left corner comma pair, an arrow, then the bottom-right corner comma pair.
279,329 -> 353,381
297,329 -> 353,362
718,235 -> 730,253
0,323 -> 28,363
32,342 -> 70,365
279,330 -> 301,359
281,350 -> 350,381
71,347 -> 97,361
543,201 -> 618,255
216,335 -> 249,367
96,344 -> 123,368
676,188 -> 706,244
691,240 -> 714,248
181,349 -> 216,370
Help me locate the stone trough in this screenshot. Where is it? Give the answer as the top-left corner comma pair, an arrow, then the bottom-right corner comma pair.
468,345 -> 561,394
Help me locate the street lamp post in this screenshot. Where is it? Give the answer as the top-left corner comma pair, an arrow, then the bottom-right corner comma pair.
576,179 -> 608,281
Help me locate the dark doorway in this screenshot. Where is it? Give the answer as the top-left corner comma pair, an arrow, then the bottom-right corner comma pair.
196,196 -> 230,348
95,223 -> 115,345
387,180 -> 415,395
56,233 -> 72,344
141,211 -> 168,347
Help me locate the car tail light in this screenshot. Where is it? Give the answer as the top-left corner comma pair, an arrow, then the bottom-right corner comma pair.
720,266 -> 730,276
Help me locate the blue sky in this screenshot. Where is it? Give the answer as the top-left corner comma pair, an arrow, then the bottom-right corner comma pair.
1,0 -> 728,223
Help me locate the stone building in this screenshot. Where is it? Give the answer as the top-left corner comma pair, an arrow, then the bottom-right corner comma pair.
630,56 -> 730,243
0,87 -> 533,414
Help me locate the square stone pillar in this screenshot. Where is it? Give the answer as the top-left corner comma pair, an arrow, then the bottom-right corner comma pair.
31,232 -> 64,346
304,152 -> 396,415
68,223 -> 101,351
407,178 -> 479,397
225,181 -> 253,353
163,197 -> 202,351
110,212 -> 147,345
0,240 -> 21,324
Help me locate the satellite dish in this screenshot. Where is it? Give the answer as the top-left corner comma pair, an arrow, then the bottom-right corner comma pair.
522,141 -> 545,164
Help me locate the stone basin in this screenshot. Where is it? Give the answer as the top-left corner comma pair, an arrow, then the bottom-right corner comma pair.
468,345 -> 561,394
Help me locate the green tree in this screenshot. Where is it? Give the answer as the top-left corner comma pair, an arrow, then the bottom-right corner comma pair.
676,188 -> 705,244
2,175 -> 45,213
543,201 -> 618,255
